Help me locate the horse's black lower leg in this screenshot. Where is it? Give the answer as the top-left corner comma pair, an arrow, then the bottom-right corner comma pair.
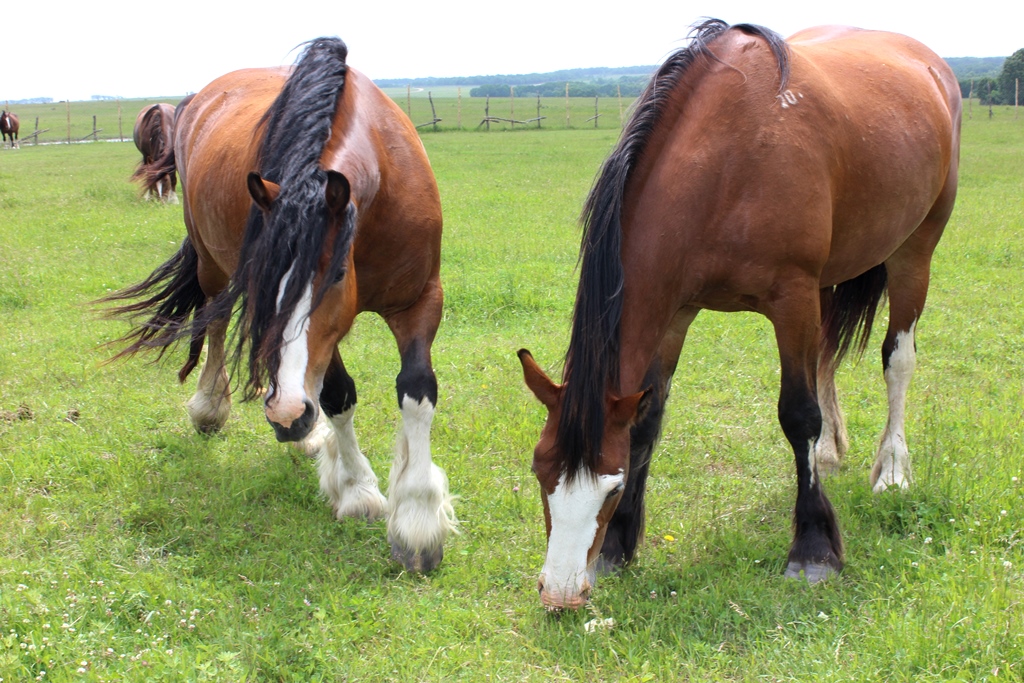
779,375 -> 844,581
319,349 -> 357,418
599,363 -> 667,573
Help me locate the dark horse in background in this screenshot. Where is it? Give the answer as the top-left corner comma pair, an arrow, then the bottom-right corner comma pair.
519,20 -> 960,609
1,110 -> 18,148
132,103 -> 177,202
101,38 -> 455,572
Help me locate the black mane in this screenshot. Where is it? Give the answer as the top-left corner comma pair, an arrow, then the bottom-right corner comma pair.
556,20 -> 790,480
203,37 -> 356,400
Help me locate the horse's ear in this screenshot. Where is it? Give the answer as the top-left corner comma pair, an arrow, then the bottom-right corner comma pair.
325,170 -> 351,215
247,172 -> 279,211
609,387 -> 651,427
518,349 -> 561,411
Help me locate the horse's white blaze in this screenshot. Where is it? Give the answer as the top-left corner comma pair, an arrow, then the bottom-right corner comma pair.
541,471 -> 624,602
388,395 -> 456,552
317,408 -> 387,520
872,323 -> 916,492
265,264 -> 312,426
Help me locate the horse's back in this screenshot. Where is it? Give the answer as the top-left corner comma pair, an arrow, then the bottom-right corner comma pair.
624,25 -> 960,301
175,68 -> 289,273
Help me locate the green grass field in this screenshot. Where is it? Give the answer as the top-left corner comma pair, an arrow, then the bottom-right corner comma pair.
1,106 -> 1023,682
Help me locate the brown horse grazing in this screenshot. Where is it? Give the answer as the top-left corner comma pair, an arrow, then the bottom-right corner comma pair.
1,110 -> 18,148
102,38 -> 455,572
132,103 -> 177,201
519,20 -> 960,609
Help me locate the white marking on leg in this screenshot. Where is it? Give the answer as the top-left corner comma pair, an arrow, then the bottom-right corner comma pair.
317,408 -> 387,520
541,470 -> 623,607
806,438 -> 818,488
387,395 -> 457,554
815,366 -> 848,474
264,265 -> 312,427
872,323 -> 916,492
186,319 -> 231,434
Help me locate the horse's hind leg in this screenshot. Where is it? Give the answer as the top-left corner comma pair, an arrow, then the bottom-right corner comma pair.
384,276 -> 456,573
769,281 -> 844,582
815,287 -> 849,476
871,199 -> 951,492
186,314 -> 231,434
313,348 -> 388,520
598,307 -> 697,573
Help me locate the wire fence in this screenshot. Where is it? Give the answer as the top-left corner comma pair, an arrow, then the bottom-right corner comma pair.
2,85 -> 1018,149
1,98 -> 178,146
387,86 -> 637,132
0,89 -> 634,149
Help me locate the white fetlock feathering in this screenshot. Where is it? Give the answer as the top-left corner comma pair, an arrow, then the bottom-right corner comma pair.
317,408 -> 387,520
387,395 -> 458,553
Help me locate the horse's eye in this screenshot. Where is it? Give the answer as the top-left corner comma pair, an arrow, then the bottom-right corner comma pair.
331,269 -> 346,284
606,483 -> 624,500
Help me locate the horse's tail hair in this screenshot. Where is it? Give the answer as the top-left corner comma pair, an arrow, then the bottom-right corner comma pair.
820,263 -> 888,370
96,236 -> 207,382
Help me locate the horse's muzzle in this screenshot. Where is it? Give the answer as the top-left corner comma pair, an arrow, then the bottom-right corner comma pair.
268,398 -> 317,442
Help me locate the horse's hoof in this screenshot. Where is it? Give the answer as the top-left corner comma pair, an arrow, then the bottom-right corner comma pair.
784,561 -> 839,583
389,535 -> 443,573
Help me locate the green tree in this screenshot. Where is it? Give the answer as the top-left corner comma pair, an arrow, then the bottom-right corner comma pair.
999,48 -> 1024,105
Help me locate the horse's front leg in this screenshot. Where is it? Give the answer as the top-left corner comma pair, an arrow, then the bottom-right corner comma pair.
384,277 -> 456,573
315,349 -> 388,520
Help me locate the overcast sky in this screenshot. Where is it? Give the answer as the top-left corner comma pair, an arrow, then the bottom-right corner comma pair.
2,0 -> 1018,102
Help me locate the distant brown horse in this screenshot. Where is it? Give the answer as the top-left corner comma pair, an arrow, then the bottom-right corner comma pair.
519,20 -> 960,609
0,110 -> 18,148
102,39 -> 455,572
132,103 -> 177,201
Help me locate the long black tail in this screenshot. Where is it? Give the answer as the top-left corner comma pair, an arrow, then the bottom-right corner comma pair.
820,264 -> 889,370
96,237 -> 207,382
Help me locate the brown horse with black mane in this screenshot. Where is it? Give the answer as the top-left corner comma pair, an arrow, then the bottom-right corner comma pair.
132,103 -> 177,201
1,110 -> 18,148
519,20 -> 960,609
102,38 -> 454,572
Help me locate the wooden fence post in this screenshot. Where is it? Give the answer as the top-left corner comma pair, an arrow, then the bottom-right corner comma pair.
486,96 -> 490,131
429,92 -> 438,132
34,117 -> 39,146
594,96 -> 599,128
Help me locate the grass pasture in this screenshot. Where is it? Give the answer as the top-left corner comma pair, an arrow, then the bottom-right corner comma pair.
1,107 -> 1023,681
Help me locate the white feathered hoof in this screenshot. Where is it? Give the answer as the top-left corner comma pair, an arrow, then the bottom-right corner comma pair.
784,561 -> 839,583
186,392 -> 230,435
389,533 -> 444,573
330,483 -> 388,522
386,463 -> 457,573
